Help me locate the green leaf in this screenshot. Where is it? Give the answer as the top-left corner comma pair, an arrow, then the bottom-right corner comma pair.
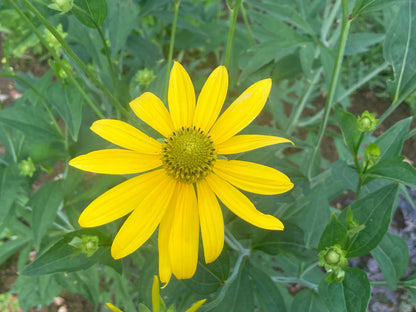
48,81 -> 83,141
31,180 -> 64,250
106,0 -> 139,57
371,232 -> 409,290
344,33 -> 385,55
334,106 -> 361,157
352,0 -> 394,16
0,237 -> 31,266
247,262 -> 287,312
0,165 -> 24,225
291,289 -> 328,312
21,229 -> 110,275
364,156 -> 416,188
374,117 -> 411,161
183,251 -> 230,295
72,0 -> 108,28
340,183 -> 399,257
254,223 -> 315,260
318,213 -> 348,252
215,264 -> 254,312
384,0 -> 416,102
319,267 -> 370,312
12,275 -> 61,311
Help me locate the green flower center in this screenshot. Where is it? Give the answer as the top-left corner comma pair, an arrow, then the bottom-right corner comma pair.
162,126 -> 216,184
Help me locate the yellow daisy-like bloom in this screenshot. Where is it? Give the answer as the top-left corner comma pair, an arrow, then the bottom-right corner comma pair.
69,62 -> 294,283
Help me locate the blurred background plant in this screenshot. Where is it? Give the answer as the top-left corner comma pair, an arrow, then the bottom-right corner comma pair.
1,0 -> 416,311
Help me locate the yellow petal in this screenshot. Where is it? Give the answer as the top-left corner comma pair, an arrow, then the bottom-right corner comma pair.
90,119 -> 162,154
169,183 -> 199,279
169,62 -> 196,129
130,92 -> 174,137
214,159 -> 293,195
196,180 -> 224,263
216,135 -> 293,155
205,173 -> 284,230
193,66 -> 228,132
69,149 -> 162,174
185,299 -> 207,312
209,79 -> 272,144
79,170 -> 168,227
106,303 -> 123,312
158,192 -> 177,285
111,173 -> 177,259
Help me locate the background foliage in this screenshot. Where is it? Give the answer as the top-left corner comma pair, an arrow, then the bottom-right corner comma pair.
1,0 -> 416,311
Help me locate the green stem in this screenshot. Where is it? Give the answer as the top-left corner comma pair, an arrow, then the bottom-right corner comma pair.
286,69 -> 322,134
307,0 -> 351,180
18,0 -> 127,115
163,0 -> 180,103
9,0 -> 106,119
224,228 -> 250,256
96,25 -> 118,96
0,72 -> 64,138
240,3 -> 255,45
224,0 -> 242,68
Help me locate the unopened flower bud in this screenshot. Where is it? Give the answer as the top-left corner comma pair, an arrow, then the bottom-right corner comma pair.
319,245 -> 348,272
48,0 -> 73,13
19,157 -> 36,177
357,111 -> 378,132
135,69 -> 155,88
69,235 -> 99,257
364,143 -> 381,168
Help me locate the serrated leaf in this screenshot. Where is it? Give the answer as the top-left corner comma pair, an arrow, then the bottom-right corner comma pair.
319,267 -> 370,312
31,180 -> 64,250
291,289 -> 328,312
247,262 -> 287,312
340,183 -> 398,257
72,0 -> 108,28
21,229 -> 110,275
371,232 -> 409,290
364,156 -> 416,188
318,213 -> 348,252
48,81 -> 83,141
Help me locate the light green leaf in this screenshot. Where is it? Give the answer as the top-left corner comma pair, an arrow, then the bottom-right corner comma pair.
340,183 -> 398,257
31,180 -> 64,250
291,289 -> 328,312
334,106 -> 361,157
72,0 -> 108,28
384,0 -> 416,102
353,0 -> 395,16
344,33 -> 385,55
319,268 -> 370,312
48,81 -> 83,141
318,213 -> 348,252
364,156 -> 416,188
371,232 -> 409,290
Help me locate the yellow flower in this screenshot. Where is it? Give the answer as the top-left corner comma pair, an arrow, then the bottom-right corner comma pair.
69,62 -> 294,283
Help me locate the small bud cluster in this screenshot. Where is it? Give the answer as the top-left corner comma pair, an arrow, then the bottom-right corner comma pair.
357,110 -> 378,132
319,244 -> 348,282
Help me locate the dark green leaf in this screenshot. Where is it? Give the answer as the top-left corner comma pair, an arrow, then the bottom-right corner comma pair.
340,183 -> 398,257
319,267 -> 370,312
318,213 -> 348,252
383,0 -> 416,102
375,118 -> 411,161
371,232 -> 409,290
364,156 -> 416,188
334,106 -> 361,157
353,0 -> 395,16
247,262 -> 287,312
0,165 -> 24,225
344,33 -> 385,55
72,0 -> 108,28
0,237 -> 31,266
291,289 -> 328,312
31,181 -> 64,250
21,229 -> 110,275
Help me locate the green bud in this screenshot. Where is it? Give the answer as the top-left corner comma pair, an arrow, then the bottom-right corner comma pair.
19,157 -> 36,177
319,244 -> 348,273
69,235 -> 99,257
48,0 -> 73,13
135,69 -> 156,88
357,110 -> 378,132
49,59 -> 72,81
44,25 -> 67,53
364,143 -> 381,168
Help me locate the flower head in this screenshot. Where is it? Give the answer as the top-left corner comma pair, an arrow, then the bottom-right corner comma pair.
69,62 -> 294,283
357,110 -> 378,132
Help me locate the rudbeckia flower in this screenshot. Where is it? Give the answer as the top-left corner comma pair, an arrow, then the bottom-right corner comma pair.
69,62 -> 294,283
